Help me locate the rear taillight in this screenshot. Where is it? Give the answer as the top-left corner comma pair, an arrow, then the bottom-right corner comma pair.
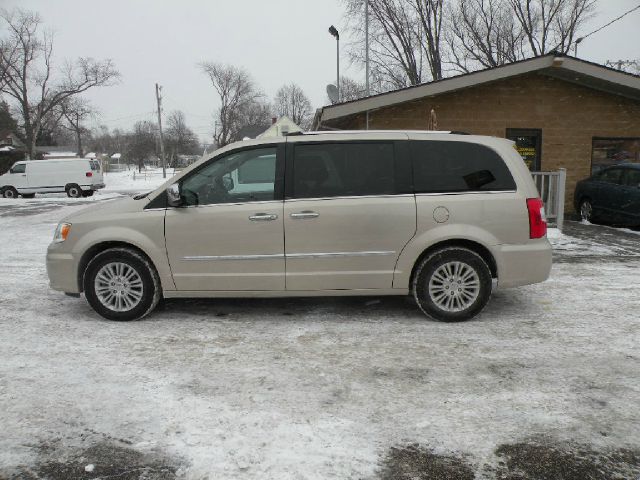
526,198 -> 547,239
86,172 -> 92,177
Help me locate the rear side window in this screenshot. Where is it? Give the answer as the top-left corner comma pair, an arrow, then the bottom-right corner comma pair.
410,141 -> 516,193
292,142 -> 395,199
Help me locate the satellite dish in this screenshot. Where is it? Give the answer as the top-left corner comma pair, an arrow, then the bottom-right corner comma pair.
327,84 -> 339,104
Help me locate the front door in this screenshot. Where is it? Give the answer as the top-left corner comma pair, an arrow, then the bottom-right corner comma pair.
165,145 -> 285,291
283,141 -> 416,291
506,128 -> 542,171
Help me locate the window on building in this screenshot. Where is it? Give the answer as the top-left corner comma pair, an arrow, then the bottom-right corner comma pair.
591,138 -> 640,175
292,143 -> 395,199
410,140 -> 516,193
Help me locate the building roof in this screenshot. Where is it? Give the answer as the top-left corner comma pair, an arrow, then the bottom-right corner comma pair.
315,53 -> 640,127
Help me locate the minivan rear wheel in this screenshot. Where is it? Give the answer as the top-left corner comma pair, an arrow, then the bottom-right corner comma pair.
66,184 -> 82,198
2,186 -> 19,198
83,247 -> 161,321
413,247 -> 492,322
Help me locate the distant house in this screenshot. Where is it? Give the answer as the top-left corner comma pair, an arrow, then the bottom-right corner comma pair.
0,131 -> 25,149
258,116 -> 303,138
35,146 -> 78,159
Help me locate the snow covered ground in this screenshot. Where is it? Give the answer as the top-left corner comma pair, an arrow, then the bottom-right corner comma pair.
0,199 -> 639,479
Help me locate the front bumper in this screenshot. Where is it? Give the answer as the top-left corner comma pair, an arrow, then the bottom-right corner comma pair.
493,239 -> 552,289
46,247 -> 80,293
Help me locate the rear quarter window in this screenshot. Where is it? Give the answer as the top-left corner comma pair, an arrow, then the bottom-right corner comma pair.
410,140 -> 516,193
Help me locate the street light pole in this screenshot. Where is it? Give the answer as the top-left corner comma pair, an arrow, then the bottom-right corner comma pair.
329,25 -> 340,102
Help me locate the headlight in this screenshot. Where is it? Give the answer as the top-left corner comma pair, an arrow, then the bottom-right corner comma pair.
53,223 -> 72,243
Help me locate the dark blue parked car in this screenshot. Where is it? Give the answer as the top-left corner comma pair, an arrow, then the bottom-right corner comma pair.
574,164 -> 640,226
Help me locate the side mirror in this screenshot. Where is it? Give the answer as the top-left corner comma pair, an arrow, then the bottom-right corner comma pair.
167,183 -> 183,207
9,168 -> 15,174
222,174 -> 234,191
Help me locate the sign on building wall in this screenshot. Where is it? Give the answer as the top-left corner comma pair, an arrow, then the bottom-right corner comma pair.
506,128 -> 542,171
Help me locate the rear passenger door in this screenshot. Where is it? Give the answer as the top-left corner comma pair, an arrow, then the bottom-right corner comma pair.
593,168 -> 625,220
283,140 -> 416,291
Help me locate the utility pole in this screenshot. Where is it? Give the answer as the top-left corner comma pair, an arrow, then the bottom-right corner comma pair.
155,83 -> 167,179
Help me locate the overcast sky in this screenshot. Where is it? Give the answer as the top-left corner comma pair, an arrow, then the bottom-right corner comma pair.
3,0 -> 640,143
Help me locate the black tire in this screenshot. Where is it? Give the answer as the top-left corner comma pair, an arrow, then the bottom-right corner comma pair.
66,184 -> 82,198
2,186 -> 19,199
21,193 -> 36,198
83,247 -> 161,321
412,247 -> 492,322
579,198 -> 594,223
82,190 -> 94,197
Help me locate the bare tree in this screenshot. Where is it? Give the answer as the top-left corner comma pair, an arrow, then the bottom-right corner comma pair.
447,0 -> 596,73
199,62 -> 267,147
0,9 -> 119,158
60,97 -> 96,157
605,59 -> 640,75
447,0 -> 526,73
338,76 -> 367,102
165,110 -> 200,161
343,0 -> 444,91
509,0 -> 596,56
274,83 -> 313,128
128,120 -> 156,172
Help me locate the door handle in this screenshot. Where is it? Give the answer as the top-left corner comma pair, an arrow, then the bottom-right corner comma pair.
290,211 -> 320,219
249,213 -> 278,221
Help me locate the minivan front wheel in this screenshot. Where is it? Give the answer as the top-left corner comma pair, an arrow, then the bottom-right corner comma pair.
413,247 -> 492,322
83,248 -> 161,321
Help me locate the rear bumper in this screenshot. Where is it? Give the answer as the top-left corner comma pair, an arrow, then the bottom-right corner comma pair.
90,183 -> 105,190
493,239 -> 552,288
46,247 -> 80,293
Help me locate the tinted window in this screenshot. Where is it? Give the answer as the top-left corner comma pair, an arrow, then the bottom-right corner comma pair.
293,143 -> 395,199
410,141 -> 516,193
11,163 -> 25,174
181,147 -> 277,206
90,160 -> 101,171
598,168 -> 624,184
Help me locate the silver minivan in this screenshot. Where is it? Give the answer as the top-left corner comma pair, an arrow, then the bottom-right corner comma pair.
46,131 -> 552,322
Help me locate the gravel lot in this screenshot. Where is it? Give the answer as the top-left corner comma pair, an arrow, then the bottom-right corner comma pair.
1,196 -> 639,479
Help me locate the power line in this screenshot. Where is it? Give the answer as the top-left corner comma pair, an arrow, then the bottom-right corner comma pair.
576,3 -> 640,45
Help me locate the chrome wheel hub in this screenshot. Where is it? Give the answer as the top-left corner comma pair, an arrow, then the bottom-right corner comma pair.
428,261 -> 480,312
94,262 -> 143,312
580,201 -> 592,221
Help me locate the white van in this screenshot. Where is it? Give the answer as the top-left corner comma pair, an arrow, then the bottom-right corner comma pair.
0,158 -> 105,198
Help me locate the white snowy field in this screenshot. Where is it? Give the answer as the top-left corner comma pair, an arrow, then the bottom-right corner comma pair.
0,199 -> 639,479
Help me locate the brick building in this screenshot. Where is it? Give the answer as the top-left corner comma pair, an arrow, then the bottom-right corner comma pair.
313,54 -> 640,211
